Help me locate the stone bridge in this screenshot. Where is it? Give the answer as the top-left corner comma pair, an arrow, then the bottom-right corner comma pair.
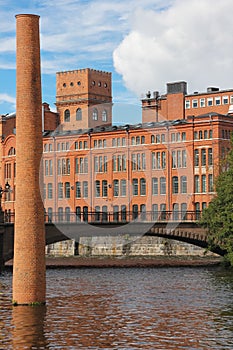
0,211 -> 225,265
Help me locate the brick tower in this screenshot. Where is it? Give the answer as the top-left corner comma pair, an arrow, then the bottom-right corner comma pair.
56,68 -> 112,130
13,14 -> 46,305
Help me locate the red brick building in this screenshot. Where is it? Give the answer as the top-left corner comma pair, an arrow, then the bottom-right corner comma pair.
1,69 -> 233,221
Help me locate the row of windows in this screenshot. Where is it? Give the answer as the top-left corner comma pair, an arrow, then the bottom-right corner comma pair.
194,148 -> 213,167
43,127 -> 230,154
44,150 -> 188,177
64,108 -> 108,123
62,81 -> 108,88
194,174 -> 214,193
45,201 -> 208,223
185,95 -> 233,109
194,130 -> 212,140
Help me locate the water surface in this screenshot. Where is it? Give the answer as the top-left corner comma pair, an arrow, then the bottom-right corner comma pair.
1,266 -> 233,349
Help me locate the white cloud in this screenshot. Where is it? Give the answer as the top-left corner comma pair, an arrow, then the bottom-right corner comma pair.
0,93 -> 16,112
113,0 -> 233,97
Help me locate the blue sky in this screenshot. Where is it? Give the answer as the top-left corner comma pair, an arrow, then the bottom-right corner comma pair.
1,0 -> 233,124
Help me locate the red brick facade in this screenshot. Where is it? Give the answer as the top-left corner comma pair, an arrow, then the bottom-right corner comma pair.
1,71 -> 233,226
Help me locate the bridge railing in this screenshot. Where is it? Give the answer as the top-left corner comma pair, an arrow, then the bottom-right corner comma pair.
43,210 -> 201,224
3,210 -> 201,224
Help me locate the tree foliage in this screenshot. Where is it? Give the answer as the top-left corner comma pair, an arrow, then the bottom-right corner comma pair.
200,138 -> 233,265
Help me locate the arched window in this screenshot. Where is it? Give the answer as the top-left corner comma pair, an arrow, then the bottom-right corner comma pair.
64,109 -> 70,122
102,110 -> 107,122
93,108 -> 98,120
181,176 -> 187,193
172,176 -> 179,194
140,178 -> 146,196
8,147 -> 16,156
76,108 -> 82,120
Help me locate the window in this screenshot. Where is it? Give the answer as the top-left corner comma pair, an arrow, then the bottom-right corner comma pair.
192,99 -> 198,108
76,108 -> 82,120
199,130 -> 203,139
132,204 -> 138,219
152,204 -> 158,220
160,204 -> 166,219
172,176 -> 179,194
58,182 -> 63,199
156,134 -> 160,143
65,182 -> 70,198
95,180 -> 100,197
182,150 -> 187,168
132,178 -> 138,196
58,207 -> 63,222
161,152 -> 166,168
152,177 -> 158,195
181,203 -> 187,219
47,183 -> 53,199
171,133 -> 175,142
151,135 -> 155,143
176,133 -> 180,142
194,131 -> 198,140
76,181 -> 81,198
83,181 -> 88,198
181,176 -> 187,193
204,130 -> 208,139
181,132 -> 186,141
207,98 -> 213,106
194,175 -> 200,193
136,136 -> 140,145
121,205 -> 127,221
93,108 -> 98,120
140,178 -> 146,196
208,148 -> 213,165
209,129 -> 213,139
201,149 -> 206,166
161,134 -> 166,143
194,149 -> 199,166
120,179 -> 127,196
185,100 -> 190,109
64,109 -> 70,122
201,175 -> 206,193
215,96 -> 221,105
141,136 -> 145,144
160,177 -> 166,195
113,179 -> 119,197
208,174 -> 214,192
131,137 -> 135,145
102,180 -> 108,197
173,203 -> 179,220
223,96 -> 229,105
177,150 -> 181,168
172,151 -> 176,168
102,110 -> 107,122
200,98 -> 205,107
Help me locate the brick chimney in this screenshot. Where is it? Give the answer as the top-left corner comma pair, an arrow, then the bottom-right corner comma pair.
13,14 -> 46,305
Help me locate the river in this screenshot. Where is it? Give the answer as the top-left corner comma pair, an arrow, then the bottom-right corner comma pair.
1,266 -> 233,349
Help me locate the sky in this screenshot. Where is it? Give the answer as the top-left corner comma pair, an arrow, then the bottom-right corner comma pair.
1,0 -> 233,125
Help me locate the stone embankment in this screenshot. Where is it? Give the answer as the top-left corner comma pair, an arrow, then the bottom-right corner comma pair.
6,256 -> 221,269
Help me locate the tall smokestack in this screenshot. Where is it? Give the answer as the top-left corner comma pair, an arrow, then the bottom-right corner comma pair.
13,14 -> 46,305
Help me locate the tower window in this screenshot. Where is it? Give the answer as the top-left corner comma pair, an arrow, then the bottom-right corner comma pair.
93,108 -> 98,120
102,110 -> 107,122
76,108 -> 82,121
64,109 -> 70,122
77,81 -> 81,86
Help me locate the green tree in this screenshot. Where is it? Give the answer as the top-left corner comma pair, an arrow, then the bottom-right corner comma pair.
200,140 -> 233,265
